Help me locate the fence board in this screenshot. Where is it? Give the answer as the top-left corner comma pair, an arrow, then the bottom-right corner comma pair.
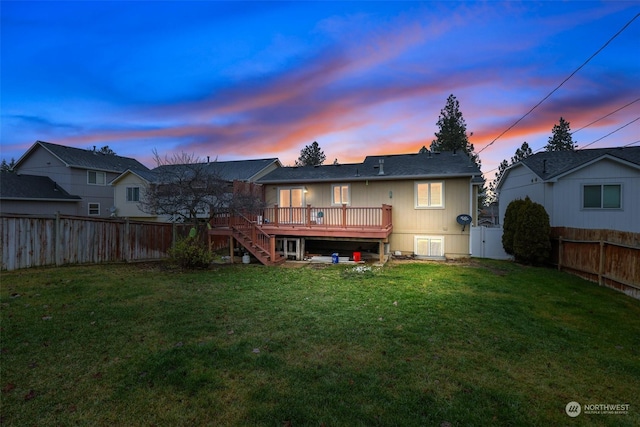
551,227 -> 640,299
1,214 -> 176,271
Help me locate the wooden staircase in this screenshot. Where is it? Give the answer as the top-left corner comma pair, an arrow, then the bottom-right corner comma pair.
230,214 -> 284,266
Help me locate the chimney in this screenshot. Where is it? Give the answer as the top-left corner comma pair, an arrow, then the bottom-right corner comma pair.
207,156 -> 210,163
378,159 -> 385,175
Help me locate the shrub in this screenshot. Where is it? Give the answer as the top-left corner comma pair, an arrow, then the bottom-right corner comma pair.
502,198 -> 527,255
169,236 -> 213,269
513,198 -> 551,265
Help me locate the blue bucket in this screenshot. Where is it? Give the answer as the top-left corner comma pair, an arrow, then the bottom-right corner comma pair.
331,253 -> 339,264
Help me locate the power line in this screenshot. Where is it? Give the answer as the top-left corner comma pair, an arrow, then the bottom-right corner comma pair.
572,97 -> 640,134
477,12 -> 639,155
579,116 -> 640,149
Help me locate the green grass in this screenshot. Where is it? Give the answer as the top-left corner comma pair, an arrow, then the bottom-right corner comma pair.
1,260 -> 639,426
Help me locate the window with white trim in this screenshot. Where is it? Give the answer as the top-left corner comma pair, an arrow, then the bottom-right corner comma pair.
126,187 -> 140,202
415,235 -> 444,257
415,181 -> 444,208
583,184 -> 621,209
88,170 -> 106,185
332,184 -> 350,205
88,202 -> 100,216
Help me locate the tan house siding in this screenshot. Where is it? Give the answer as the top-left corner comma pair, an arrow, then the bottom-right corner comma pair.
263,176 -> 473,258
112,173 -> 157,220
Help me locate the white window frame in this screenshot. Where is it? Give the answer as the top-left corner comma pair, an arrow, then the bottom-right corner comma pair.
582,184 -> 622,210
126,186 -> 140,202
415,181 -> 444,209
87,170 -> 106,186
88,202 -> 100,216
414,235 -> 444,257
332,184 -> 350,206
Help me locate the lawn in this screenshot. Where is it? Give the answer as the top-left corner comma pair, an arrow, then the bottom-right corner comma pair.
1,259 -> 639,426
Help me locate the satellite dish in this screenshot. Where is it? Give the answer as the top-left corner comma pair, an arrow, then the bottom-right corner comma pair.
456,214 -> 472,231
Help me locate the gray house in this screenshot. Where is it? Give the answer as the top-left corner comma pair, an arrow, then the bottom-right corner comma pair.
12,141 -> 149,217
0,171 -> 82,215
497,147 -> 640,233
110,158 -> 282,221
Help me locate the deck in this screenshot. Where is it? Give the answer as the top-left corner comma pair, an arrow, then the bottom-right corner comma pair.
209,204 -> 393,239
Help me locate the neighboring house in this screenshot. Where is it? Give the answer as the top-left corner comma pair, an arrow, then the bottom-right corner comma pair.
110,158 -> 282,221
209,150 -> 483,264
497,147 -> 640,233
12,141 -> 149,218
0,171 -> 82,215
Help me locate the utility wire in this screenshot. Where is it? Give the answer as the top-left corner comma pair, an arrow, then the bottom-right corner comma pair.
572,97 -> 640,134
578,116 -> 640,149
477,12 -> 639,155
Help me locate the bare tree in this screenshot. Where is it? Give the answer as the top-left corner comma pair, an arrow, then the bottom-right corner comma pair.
139,150 -> 231,225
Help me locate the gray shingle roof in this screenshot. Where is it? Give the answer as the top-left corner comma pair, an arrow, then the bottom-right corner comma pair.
0,172 -> 82,201
151,158 -> 280,182
516,147 -> 640,181
258,151 -> 482,183
25,141 -> 149,173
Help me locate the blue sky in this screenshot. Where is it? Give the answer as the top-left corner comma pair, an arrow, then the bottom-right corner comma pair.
1,1 -> 639,180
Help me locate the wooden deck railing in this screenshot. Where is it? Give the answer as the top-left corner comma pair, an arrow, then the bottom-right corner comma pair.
230,213 -> 278,264
261,204 -> 392,229
210,204 -> 392,230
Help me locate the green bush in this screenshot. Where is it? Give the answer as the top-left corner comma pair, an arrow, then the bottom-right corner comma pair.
513,198 -> 551,265
169,236 -> 213,269
502,198 -> 527,255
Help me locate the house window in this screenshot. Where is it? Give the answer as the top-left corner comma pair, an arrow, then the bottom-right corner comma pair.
126,187 -> 140,202
332,184 -> 350,205
88,170 -> 106,185
88,202 -> 100,216
583,184 -> 621,209
415,236 -> 444,257
415,181 -> 444,208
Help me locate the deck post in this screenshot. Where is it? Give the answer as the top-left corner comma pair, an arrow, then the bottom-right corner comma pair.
342,204 -> 347,227
306,204 -> 311,225
270,236 -> 276,263
274,204 -> 279,226
229,236 -> 235,263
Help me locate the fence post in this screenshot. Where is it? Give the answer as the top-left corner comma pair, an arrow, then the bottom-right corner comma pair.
557,236 -> 563,271
125,218 -> 131,262
55,212 -> 61,266
598,240 -> 605,286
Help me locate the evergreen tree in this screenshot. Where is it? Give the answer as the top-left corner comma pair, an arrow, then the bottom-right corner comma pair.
1,158 -> 16,172
488,142 -> 533,203
511,141 -> 532,164
513,197 -> 551,265
295,141 -> 326,166
98,146 -> 116,155
502,198 -> 527,255
544,117 -> 575,151
430,94 -> 485,206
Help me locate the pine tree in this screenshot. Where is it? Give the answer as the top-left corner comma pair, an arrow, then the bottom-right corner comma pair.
511,141 -> 532,163
295,141 -> 326,166
544,117 -> 575,151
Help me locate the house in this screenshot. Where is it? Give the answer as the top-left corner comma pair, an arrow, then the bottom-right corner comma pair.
12,141 -> 149,218
110,158 -> 281,221
0,171 -> 82,215
497,147 -> 640,233
209,150 -> 483,264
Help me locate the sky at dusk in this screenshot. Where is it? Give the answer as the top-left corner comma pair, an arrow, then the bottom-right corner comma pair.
1,1 -> 639,181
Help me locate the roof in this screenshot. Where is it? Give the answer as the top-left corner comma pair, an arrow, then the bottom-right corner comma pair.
498,147 -> 640,188
258,151 -> 482,184
0,172 -> 82,201
16,141 -> 149,173
111,158 -> 281,185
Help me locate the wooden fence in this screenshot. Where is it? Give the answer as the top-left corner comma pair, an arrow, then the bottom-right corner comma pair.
1,214 -> 187,271
551,227 -> 640,299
